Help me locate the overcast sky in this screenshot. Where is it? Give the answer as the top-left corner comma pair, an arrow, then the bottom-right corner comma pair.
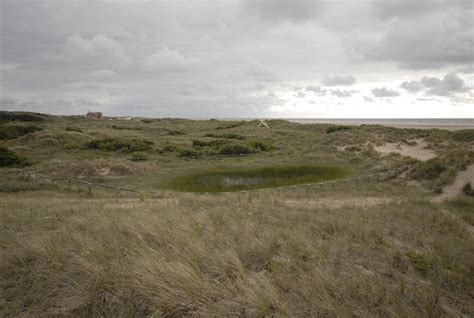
0,0 -> 473,118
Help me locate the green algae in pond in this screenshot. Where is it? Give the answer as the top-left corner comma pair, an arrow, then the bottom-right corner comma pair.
165,164 -> 351,192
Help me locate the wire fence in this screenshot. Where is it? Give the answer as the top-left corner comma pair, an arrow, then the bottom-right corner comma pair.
12,164 -> 417,196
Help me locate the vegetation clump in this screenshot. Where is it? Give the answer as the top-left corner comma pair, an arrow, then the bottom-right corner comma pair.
204,133 -> 245,140
167,130 -> 185,135
406,250 -> 434,276
85,138 -> 153,153
451,130 -> 474,142
326,125 -> 351,134
129,152 -> 148,162
0,111 -> 46,122
462,183 -> 474,197
0,147 -> 30,167
0,125 -> 43,140
65,126 -> 82,132
215,121 -> 245,130
217,144 -> 256,156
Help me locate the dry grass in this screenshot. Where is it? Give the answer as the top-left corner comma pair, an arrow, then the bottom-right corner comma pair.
1,182 -> 473,317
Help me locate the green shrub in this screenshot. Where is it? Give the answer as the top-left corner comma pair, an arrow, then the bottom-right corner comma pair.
215,121 -> 245,130
85,138 -> 153,153
452,130 -> 474,142
65,126 -> 82,132
111,125 -> 142,131
249,141 -> 274,152
0,125 -> 43,140
141,119 -> 154,124
326,125 -> 351,134
412,160 -> 447,180
218,144 -> 255,155
161,145 -> 179,153
192,139 -> 227,148
0,111 -> 45,122
129,152 -> 148,162
204,133 -> 245,140
0,181 -> 39,192
406,250 -> 434,276
0,147 -> 30,167
462,183 -> 474,197
178,149 -> 202,157
167,130 -> 185,135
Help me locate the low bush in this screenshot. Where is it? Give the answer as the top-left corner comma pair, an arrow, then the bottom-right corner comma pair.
412,160 -> 447,180
167,130 -> 185,135
215,121 -> 245,130
204,133 -> 245,140
65,126 -> 82,132
0,111 -> 45,122
462,183 -> 474,197
129,152 -> 148,162
85,138 -> 153,153
192,139 -> 228,148
0,181 -> 39,192
0,147 -> 30,167
111,125 -> 142,131
161,145 -> 179,153
178,149 -> 202,157
248,141 -> 274,152
406,250 -> 434,276
326,125 -> 351,134
218,144 -> 255,155
0,125 -> 43,140
451,130 -> 474,142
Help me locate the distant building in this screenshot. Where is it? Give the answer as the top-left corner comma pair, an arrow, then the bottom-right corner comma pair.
86,111 -> 103,120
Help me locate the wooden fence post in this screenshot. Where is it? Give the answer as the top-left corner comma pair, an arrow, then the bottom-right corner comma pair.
68,179 -> 72,191
88,183 -> 92,195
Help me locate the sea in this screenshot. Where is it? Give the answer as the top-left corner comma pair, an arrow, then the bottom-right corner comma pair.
285,118 -> 474,129
212,118 -> 474,130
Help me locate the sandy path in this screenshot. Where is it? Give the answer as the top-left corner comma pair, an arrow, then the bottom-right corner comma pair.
374,139 -> 436,161
434,165 -> 474,202
284,197 -> 394,209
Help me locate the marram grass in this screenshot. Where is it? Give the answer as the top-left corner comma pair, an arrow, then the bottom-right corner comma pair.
165,164 -> 351,192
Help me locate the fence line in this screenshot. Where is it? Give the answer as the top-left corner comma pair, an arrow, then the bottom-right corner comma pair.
12,164 -> 417,196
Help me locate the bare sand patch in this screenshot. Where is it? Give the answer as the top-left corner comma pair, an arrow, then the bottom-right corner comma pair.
374,139 -> 436,161
434,165 -> 474,202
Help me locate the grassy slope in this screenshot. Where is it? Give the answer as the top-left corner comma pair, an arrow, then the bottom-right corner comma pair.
0,115 -> 473,316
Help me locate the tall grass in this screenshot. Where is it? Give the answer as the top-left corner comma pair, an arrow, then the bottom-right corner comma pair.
0,184 -> 472,316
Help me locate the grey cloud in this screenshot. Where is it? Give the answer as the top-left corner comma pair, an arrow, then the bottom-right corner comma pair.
330,89 -> 352,98
363,96 -> 374,102
322,75 -> 356,86
400,80 -> 424,92
426,73 -> 467,96
354,1 -> 474,70
244,0 -> 320,23
295,91 -> 306,98
305,85 -> 326,95
371,87 -> 400,97
402,72 -> 468,96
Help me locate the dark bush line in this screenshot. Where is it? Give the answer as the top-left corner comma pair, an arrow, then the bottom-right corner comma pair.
167,130 -> 185,135
192,139 -> 228,148
215,121 -> 245,130
0,111 -> 46,122
65,127 -> 82,132
85,138 -> 154,153
204,133 -> 246,140
0,125 -> 43,140
0,147 -> 30,167
326,125 -> 351,134
111,125 -> 143,131
462,183 -> 474,196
